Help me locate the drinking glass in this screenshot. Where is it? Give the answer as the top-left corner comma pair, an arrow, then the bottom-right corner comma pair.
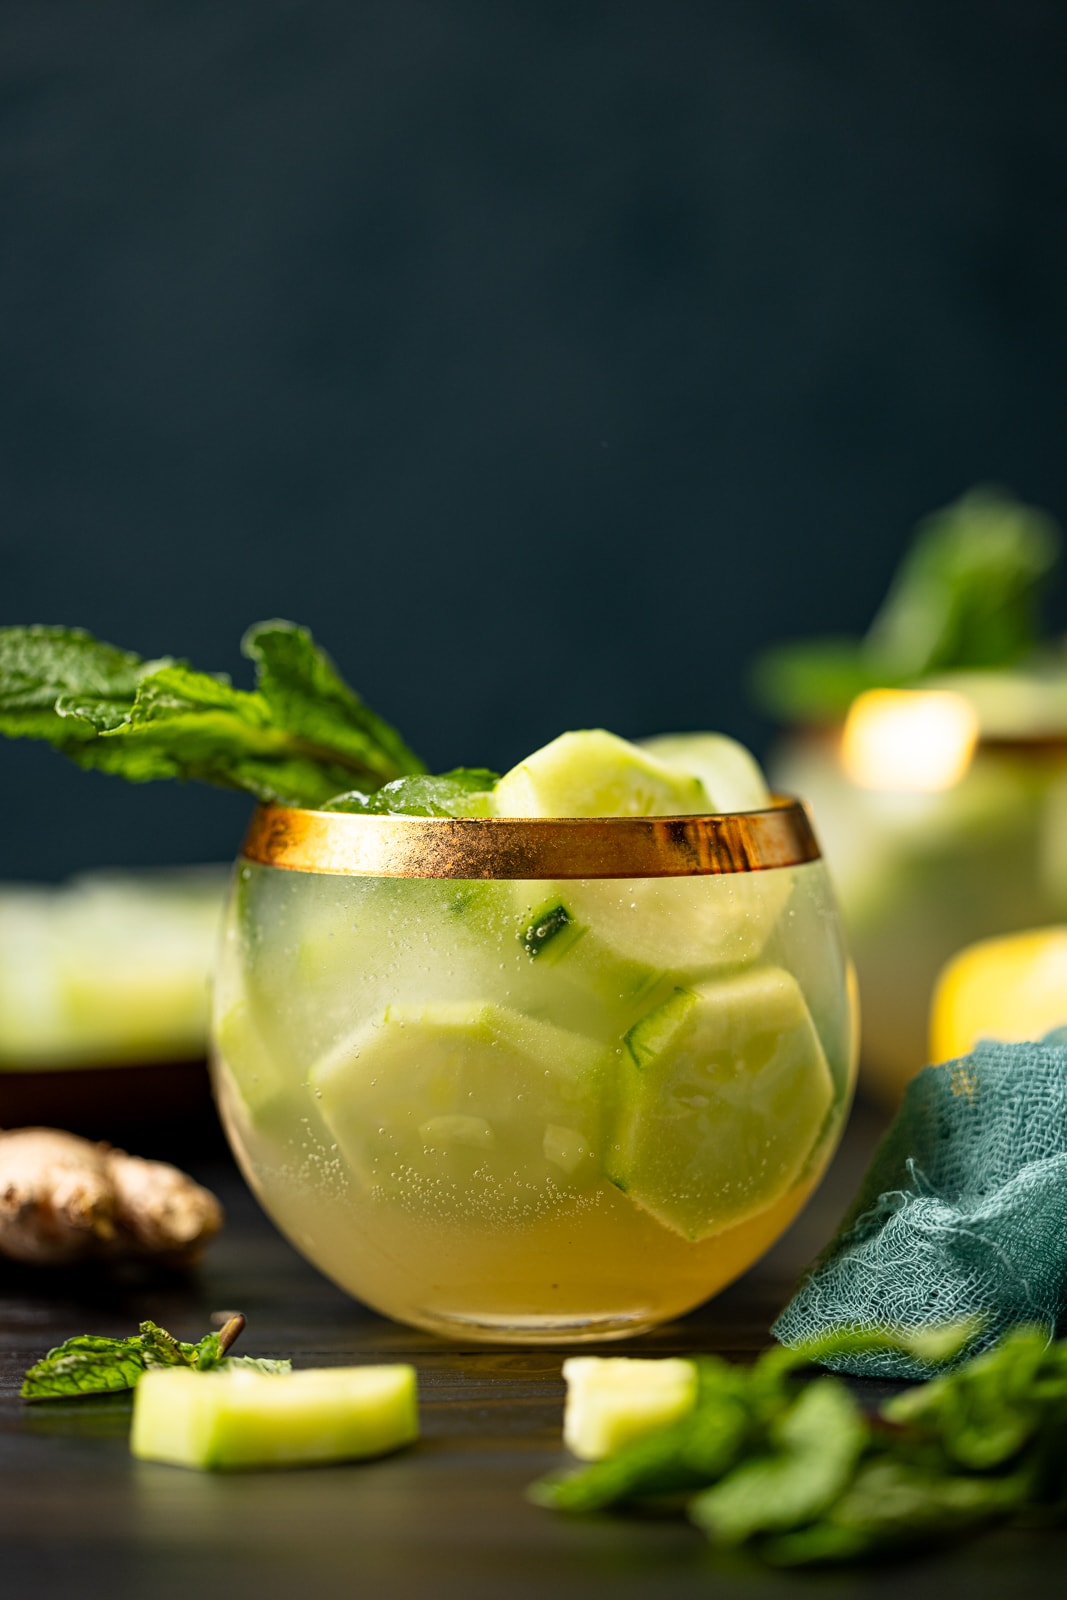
774,703 -> 1067,1104
212,799 -> 856,1344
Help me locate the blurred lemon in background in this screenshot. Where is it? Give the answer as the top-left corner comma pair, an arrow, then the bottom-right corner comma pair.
930,926 -> 1067,1063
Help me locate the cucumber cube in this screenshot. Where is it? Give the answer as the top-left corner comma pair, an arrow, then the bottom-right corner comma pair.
494,729 -> 711,818
311,1001 -> 610,1220
562,1356 -> 699,1460
214,999 -> 284,1119
130,1364 -> 418,1471
638,733 -> 771,813
516,896 -> 665,1009
497,729 -> 788,980
542,869 -> 791,978
607,967 -> 833,1240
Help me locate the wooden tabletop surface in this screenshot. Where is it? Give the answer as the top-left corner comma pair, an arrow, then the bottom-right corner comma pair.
1,1101 -> 1061,1599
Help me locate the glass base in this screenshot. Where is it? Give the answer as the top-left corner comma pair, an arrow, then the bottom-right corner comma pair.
408,1307 -> 660,1345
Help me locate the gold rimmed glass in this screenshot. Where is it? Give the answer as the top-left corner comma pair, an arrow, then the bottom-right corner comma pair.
212,799 -> 856,1344
774,694 -> 1067,1105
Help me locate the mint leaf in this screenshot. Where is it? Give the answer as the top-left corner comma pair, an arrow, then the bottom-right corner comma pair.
529,1322 -> 1050,1567
243,621 -> 425,789
762,1459 -> 1032,1566
323,768 -> 499,818
0,626 -> 165,747
21,1316 -> 290,1400
881,1325 -> 1060,1471
689,1379 -> 866,1544
528,1358 -> 751,1513
749,639 -> 887,724
0,621 -> 425,808
138,1319 -> 203,1369
226,1357 -> 293,1375
753,1319 -> 981,1391
84,663 -> 350,804
750,487 -> 1062,722
21,1334 -> 152,1400
867,487 -> 1060,678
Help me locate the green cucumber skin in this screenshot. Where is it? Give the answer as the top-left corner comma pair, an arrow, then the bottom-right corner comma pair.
623,987 -> 697,1069
520,901 -> 580,961
131,1366 -> 419,1471
606,968 -> 834,1242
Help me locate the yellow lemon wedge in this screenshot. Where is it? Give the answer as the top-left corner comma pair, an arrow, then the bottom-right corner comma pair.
930,927 -> 1067,1064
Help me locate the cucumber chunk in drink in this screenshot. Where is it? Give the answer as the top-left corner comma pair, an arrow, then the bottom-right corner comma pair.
493,728 -> 712,818
516,896 -> 667,1011
638,732 -> 771,813
310,1001 -> 610,1222
607,966 -> 834,1241
496,730 -> 790,974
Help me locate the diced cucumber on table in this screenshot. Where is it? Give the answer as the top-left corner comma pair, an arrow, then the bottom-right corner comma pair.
131,1364 -> 418,1471
562,1356 -> 699,1460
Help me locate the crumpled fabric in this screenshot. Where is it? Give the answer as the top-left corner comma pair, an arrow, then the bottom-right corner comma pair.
773,1038 -> 1067,1378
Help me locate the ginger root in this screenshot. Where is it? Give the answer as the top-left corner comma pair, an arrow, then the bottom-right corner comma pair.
0,1127 -> 223,1267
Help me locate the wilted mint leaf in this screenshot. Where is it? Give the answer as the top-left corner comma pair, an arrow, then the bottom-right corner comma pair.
882,1325 -> 1062,1471
761,1459 -> 1031,1566
22,1317 -> 290,1400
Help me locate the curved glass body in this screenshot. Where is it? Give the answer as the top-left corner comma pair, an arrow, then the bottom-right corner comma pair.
773,730 -> 1067,1104
212,804 -> 856,1344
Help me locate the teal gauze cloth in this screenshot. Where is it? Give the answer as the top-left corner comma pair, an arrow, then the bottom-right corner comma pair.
773,1036 -> 1067,1379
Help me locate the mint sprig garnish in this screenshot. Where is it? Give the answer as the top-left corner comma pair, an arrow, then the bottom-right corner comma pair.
21,1314 -> 290,1401
322,769 -> 500,818
0,620 -> 425,808
751,487 -> 1062,722
531,1322 -> 1067,1565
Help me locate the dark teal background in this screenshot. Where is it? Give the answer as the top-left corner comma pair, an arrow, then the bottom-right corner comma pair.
3,1 -> 1066,877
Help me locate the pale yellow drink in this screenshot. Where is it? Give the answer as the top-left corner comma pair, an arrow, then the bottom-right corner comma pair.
212,845 -> 855,1343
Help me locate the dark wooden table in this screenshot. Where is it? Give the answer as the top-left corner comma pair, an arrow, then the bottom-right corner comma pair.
1,1103 -> 1060,1599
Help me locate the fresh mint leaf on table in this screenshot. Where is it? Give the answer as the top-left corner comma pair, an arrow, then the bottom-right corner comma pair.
21,1334 -> 154,1399
21,1314 -> 290,1400
531,1323 -> 1067,1566
0,620 -> 425,808
751,486 -> 1062,722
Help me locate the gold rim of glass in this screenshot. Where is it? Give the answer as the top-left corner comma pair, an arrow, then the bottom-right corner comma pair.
239,796 -> 820,880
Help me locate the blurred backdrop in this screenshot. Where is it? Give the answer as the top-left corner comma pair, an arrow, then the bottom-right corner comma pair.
3,0 -> 1066,879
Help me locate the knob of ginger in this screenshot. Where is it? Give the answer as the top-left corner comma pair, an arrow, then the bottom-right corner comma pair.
0,1127 -> 222,1267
